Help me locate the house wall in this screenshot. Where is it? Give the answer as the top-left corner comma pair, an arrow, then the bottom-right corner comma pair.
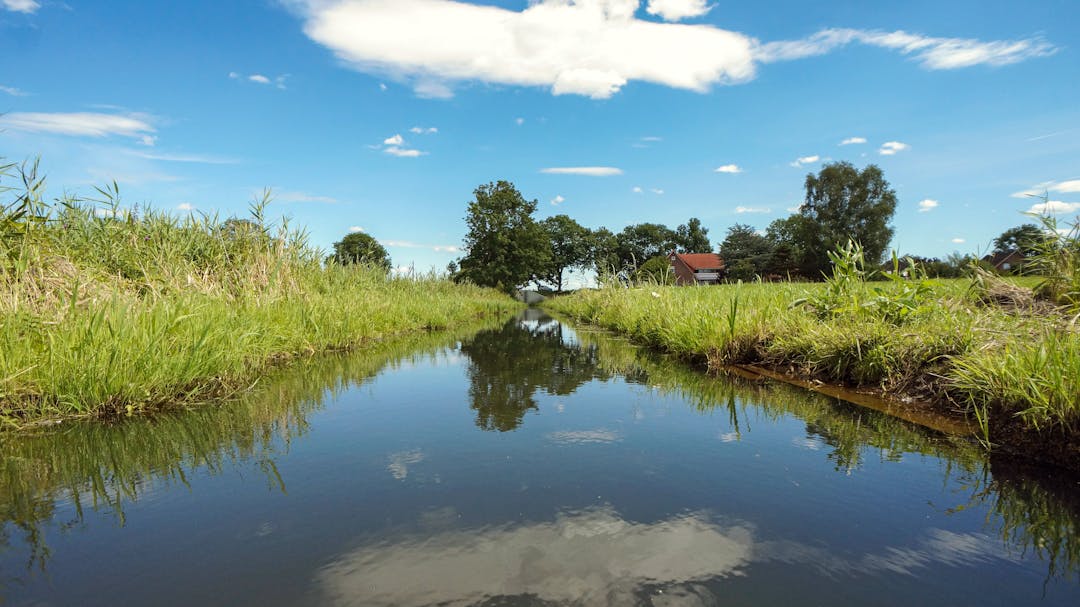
670,256 -> 697,285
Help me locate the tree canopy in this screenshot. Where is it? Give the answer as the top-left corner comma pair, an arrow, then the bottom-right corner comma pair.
330,231 -> 391,272
993,224 -> 1045,256
797,161 -> 897,276
539,214 -> 592,292
718,223 -> 773,281
675,217 -> 711,252
456,181 -> 551,292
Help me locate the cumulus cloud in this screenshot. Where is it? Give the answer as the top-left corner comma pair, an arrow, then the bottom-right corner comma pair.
840,136 -> 866,145
383,134 -> 405,146
230,71 -> 289,89
632,186 -> 644,193
879,141 -> 909,155
290,1 -> 1054,100
790,155 -> 820,167
409,126 -> 438,134
755,28 -> 1055,69
541,166 -> 623,176
176,202 -> 195,211
378,133 -> 426,157
735,206 -> 771,214
1028,200 -> 1080,215
249,74 -> 271,84
645,0 -> 713,22
650,188 -> 664,195
349,226 -> 365,233
918,199 -> 939,212
715,164 -> 742,174
0,112 -> 156,142
952,238 -> 966,244
551,195 -> 566,205
2,0 -> 39,14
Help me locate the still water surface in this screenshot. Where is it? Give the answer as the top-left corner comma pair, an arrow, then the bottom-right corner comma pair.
1,311 -> 1078,606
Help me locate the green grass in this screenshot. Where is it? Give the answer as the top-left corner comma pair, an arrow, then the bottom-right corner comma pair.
545,276 -> 1080,445
0,161 -> 519,423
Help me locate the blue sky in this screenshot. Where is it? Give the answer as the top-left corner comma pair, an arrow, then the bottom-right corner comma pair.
2,0 -> 1077,277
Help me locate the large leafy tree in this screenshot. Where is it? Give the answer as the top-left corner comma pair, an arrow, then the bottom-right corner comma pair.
718,223 -> 773,281
798,162 -> 898,276
539,214 -> 592,292
330,231 -> 391,272
675,217 -> 711,252
992,224 -> 1045,256
615,223 -> 678,271
456,181 -> 551,292
589,226 -> 621,277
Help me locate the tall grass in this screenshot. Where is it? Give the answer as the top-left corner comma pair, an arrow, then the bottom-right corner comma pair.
546,243 -> 1080,451
0,160 -> 519,423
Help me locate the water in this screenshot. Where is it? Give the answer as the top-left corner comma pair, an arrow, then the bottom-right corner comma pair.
1,311 -> 1078,606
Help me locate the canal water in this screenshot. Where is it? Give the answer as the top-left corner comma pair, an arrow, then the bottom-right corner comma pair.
1,311 -> 1078,606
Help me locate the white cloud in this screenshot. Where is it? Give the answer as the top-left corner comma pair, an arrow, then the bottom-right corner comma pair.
951,238 -> 966,244
715,164 -> 742,174
137,135 -> 157,147
0,84 -> 28,96
1028,200 -> 1080,215
918,198 -> 939,212
879,141 -> 909,155
231,72 -> 289,89
0,112 -> 156,142
632,186 -> 644,194
275,190 -> 339,204
409,126 -> 438,134
176,203 -> 195,211
755,28 -> 1056,70
381,239 -> 459,253
294,2 -> 1054,100
379,82 -> 388,91
515,117 -> 526,126
541,167 -> 623,176
129,150 -> 239,164
840,136 -> 866,145
735,206 -> 771,214
249,74 -> 271,84
650,188 -> 664,195
646,0 -> 712,22
790,155 -> 820,167
551,195 -> 566,205
1055,180 -> 1080,194
385,146 -> 426,157
1010,179 -> 1080,199
2,0 -> 39,14
296,0 -> 758,99
349,226 -> 365,233
641,136 -> 663,142
383,134 -> 405,146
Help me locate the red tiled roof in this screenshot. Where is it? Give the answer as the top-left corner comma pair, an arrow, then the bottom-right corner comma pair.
674,253 -> 724,271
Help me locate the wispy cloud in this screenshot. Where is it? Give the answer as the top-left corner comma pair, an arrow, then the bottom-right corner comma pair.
879,141 -> 909,155
275,190 -> 338,204
177,202 -> 195,211
551,195 -> 565,206
839,136 -> 867,145
229,71 -> 289,89
952,238 -> 966,244
515,117 -> 526,126
541,167 -> 623,177
790,155 -> 820,167
756,28 -> 1056,69
1012,179 -> 1080,198
0,111 -> 156,142
918,198 -> 939,212
409,126 -> 438,134
128,150 -> 240,164
0,84 -> 29,96
735,206 -> 771,214
1027,200 -> 1080,215
650,188 -> 665,195
641,136 -> 663,142
380,239 -> 460,253
632,186 -> 644,194
348,226 -> 365,233
295,1 -> 1054,100
715,164 -> 742,174
2,0 -> 39,14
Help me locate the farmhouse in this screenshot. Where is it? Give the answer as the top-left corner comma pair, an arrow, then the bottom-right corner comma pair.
668,252 -> 725,285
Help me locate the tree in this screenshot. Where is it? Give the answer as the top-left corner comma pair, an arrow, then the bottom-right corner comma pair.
675,217 -> 711,252
615,223 -> 678,272
589,227 -> 620,277
993,224 -> 1045,256
330,231 -> 391,271
799,162 -> 898,277
718,224 -> 773,281
633,255 -> 676,284
539,214 -> 592,292
456,181 -> 551,292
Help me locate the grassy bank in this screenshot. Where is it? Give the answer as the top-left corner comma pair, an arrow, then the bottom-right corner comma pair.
0,162 -> 519,424
545,262 -> 1080,462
